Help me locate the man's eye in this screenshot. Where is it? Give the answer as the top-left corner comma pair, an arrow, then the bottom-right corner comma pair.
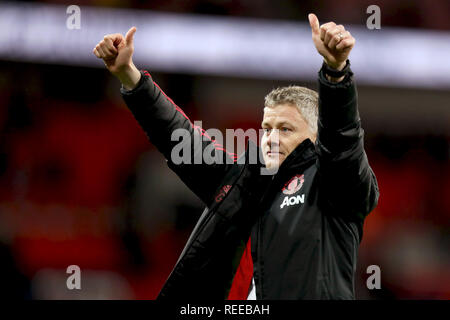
264,128 -> 271,133
281,127 -> 291,132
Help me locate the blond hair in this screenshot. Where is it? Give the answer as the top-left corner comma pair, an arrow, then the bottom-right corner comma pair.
264,86 -> 318,136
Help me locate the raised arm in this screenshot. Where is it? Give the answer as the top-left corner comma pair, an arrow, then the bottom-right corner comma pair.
308,14 -> 379,221
93,27 -> 235,205
93,27 -> 141,90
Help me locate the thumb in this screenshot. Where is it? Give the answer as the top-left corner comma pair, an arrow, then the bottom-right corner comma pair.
125,27 -> 137,46
308,13 -> 320,36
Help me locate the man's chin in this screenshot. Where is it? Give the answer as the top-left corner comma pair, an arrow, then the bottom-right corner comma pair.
264,157 -> 284,169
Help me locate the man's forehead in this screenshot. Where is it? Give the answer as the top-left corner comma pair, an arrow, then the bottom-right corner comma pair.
262,104 -> 302,123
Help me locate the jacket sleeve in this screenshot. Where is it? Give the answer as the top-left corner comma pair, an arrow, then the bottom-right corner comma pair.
120,70 -> 235,205
315,63 -> 379,221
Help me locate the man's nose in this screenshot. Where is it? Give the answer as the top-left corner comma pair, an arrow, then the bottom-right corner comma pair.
267,129 -> 280,146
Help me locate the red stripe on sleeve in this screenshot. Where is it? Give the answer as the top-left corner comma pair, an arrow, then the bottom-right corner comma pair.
144,72 -> 238,161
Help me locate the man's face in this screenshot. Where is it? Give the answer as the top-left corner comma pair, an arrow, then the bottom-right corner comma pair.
261,103 -> 315,169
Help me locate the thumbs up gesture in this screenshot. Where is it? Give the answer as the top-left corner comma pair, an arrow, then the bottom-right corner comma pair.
93,27 -> 137,75
93,27 -> 141,90
308,14 -> 355,70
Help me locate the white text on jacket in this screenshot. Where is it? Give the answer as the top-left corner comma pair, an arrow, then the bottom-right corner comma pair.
280,194 -> 305,209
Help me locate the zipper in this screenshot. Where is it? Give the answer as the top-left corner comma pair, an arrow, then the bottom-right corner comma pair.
254,173 -> 276,299
160,163 -> 249,297
253,155 -> 315,299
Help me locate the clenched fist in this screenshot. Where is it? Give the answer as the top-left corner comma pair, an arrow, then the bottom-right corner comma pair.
308,13 -> 355,71
93,27 -> 141,90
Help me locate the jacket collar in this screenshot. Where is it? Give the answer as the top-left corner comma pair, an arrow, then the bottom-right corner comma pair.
278,138 -> 317,172
243,138 -> 317,173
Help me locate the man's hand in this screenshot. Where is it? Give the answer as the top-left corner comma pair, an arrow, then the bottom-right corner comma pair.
308,13 -> 355,71
93,27 -> 141,90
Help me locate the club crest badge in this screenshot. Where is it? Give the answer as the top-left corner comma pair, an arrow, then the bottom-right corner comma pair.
282,174 -> 305,195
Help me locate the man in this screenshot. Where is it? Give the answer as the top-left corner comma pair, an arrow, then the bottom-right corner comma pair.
93,13 -> 379,299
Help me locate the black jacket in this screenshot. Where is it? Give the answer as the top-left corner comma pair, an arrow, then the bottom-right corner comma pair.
121,65 -> 379,300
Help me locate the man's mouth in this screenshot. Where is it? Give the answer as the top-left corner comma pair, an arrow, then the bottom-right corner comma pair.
267,151 -> 283,156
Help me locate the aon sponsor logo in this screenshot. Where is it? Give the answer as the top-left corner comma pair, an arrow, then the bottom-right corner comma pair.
280,194 -> 305,209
